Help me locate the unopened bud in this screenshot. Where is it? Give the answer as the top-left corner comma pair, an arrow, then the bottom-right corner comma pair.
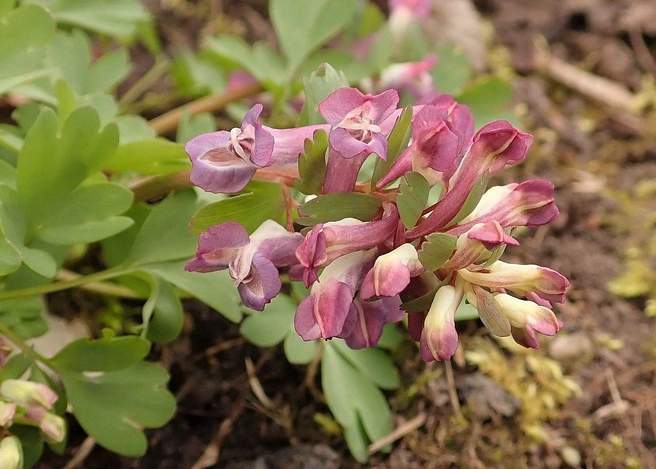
0,380 -> 58,412
38,412 -> 66,443
0,401 -> 16,426
0,436 -> 23,469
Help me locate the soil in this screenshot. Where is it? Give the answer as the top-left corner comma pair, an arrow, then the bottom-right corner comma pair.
35,0 -> 656,468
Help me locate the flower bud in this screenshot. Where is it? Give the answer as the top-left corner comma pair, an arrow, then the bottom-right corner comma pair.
0,401 -> 16,426
38,412 -> 66,443
0,380 -> 57,412
0,436 -> 22,469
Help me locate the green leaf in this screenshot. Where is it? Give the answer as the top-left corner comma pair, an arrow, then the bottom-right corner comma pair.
397,171 -> 429,229
0,297 -> 46,339
322,342 -> 393,463
46,31 -> 131,96
297,192 -> 383,226
418,233 -> 457,271
141,275 -> 184,343
177,112 -> 217,144
172,48 -> 226,96
240,294 -> 297,348
122,190 -> 199,267
298,64 -> 348,126
372,106 -> 413,188
16,106 -> 119,226
0,235 -> 21,276
293,129 -> 328,194
36,183 -> 134,245
431,46 -> 473,96
148,260 -> 242,323
0,4 -> 55,95
115,115 -> 155,144
51,336 -> 150,372
270,0 -> 357,73
283,332 -> 317,365
33,0 -> 151,39
205,36 -> 285,86
12,425 -> 44,469
190,181 -> 286,235
0,350 -> 35,381
332,340 -> 400,390
108,139 -> 189,176
456,76 -> 518,128
57,361 -> 175,457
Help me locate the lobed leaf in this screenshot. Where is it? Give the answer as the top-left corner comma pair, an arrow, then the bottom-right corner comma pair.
298,64 -> 348,126
293,129 -> 328,195
418,232 -> 457,271
397,171 -> 429,229
297,193 -> 383,226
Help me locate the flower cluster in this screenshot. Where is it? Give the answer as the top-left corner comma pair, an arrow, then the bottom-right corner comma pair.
0,378 -> 66,467
185,86 -> 569,361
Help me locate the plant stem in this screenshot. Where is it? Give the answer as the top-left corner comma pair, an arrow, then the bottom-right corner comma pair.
149,83 -> 264,136
129,169 -> 193,204
0,268 -> 133,301
118,57 -> 171,111
55,270 -> 144,299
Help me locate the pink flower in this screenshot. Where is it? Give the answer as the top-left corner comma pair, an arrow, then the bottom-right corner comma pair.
420,283 -> 464,361
344,296 -> 404,349
294,250 -> 376,341
185,220 -> 303,310
187,104 -> 328,193
360,243 -> 424,299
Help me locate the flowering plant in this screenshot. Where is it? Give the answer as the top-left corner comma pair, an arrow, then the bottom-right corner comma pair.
186,83 -> 569,363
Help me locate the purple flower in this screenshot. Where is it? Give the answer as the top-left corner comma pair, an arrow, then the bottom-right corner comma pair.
344,296 -> 404,349
446,179 -> 559,237
407,120 -> 533,238
441,221 -> 519,271
185,220 -> 303,310
294,250 -> 376,341
187,104 -> 328,193
296,202 -> 399,287
360,243 -> 424,299
319,88 -> 399,161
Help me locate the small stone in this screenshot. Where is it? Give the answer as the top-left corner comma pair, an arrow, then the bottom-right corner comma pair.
548,332 -> 593,363
561,446 -> 582,467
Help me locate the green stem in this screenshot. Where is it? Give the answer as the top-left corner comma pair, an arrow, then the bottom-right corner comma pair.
0,267 -> 134,301
118,57 -> 170,111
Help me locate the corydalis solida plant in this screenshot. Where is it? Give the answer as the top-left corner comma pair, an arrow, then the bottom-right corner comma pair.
185,86 -> 569,362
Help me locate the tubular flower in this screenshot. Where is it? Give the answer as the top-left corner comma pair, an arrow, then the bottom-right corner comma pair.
185,220 -> 303,311
187,104 -> 329,193
185,84 -> 569,362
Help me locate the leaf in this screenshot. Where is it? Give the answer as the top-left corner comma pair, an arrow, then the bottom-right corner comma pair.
172,48 -> 226,97
283,332 -> 317,365
177,112 -> 217,144
108,139 -> 190,176
397,172 -> 429,229
189,181 -> 286,235
115,115 -> 155,144
418,233 -> 457,271
293,129 -> 328,195
0,297 -> 47,340
297,193 -> 383,226
332,340 -> 400,390
270,0 -> 357,73
148,260 -> 242,323
456,76 -> 518,128
431,46 -> 473,96
122,190 -> 199,267
57,362 -> 175,457
0,4 -> 55,95
371,106 -> 413,188
51,336 -> 150,372
205,36 -> 285,86
298,64 -> 348,126
240,294 -> 297,348
141,275 -> 184,343
0,186 -> 57,278
322,342 -> 393,463
0,350 -> 35,381
46,31 -> 132,96
36,183 -> 134,245
33,0 -> 151,39
16,106 -> 119,226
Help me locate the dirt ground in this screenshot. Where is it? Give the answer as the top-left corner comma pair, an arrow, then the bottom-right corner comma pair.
36,0 -> 656,468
